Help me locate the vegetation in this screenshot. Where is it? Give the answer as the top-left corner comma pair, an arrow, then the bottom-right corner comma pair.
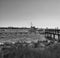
0,41 -> 60,58
0,27 -> 60,58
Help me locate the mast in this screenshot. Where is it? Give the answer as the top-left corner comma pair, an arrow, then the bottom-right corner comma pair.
31,22 -> 33,27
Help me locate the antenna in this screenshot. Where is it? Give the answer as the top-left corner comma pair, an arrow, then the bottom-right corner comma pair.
31,22 -> 33,27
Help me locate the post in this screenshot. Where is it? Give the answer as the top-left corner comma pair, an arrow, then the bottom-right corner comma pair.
53,34 -> 55,39
58,34 -> 60,42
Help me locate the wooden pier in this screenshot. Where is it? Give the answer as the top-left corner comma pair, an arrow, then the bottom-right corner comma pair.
45,29 -> 60,41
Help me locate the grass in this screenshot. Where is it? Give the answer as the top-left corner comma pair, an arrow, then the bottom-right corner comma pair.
0,31 -> 60,58
0,42 -> 60,58
0,32 -> 46,43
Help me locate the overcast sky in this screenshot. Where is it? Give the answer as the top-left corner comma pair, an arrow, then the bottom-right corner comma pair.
0,0 -> 60,28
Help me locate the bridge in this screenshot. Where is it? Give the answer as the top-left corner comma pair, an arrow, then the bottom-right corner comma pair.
45,29 -> 60,41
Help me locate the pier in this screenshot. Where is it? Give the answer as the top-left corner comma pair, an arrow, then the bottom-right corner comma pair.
45,29 -> 60,41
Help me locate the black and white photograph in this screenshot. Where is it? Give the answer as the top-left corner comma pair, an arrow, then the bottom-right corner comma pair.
0,0 -> 60,58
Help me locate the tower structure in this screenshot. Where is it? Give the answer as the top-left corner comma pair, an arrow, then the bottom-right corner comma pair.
29,22 -> 36,34
31,22 -> 33,27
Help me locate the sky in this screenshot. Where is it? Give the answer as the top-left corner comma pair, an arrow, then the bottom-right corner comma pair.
0,0 -> 60,28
